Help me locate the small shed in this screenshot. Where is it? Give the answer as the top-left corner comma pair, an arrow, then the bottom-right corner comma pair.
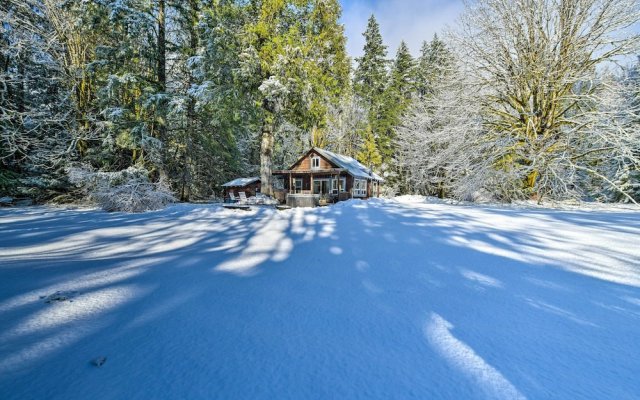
222,177 -> 261,200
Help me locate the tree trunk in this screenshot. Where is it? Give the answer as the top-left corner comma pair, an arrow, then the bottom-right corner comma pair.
155,0 -> 169,182
157,0 -> 166,93
526,169 -> 538,197
157,0 -> 166,139
16,57 -> 25,114
179,0 -> 199,202
260,115 -> 275,197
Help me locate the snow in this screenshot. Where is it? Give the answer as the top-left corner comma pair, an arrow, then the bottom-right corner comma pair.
222,177 -> 261,187
1,198 -> 639,399
314,147 -> 384,181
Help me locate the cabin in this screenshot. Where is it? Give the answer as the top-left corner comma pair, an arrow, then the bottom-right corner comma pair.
272,147 -> 383,207
222,177 -> 261,201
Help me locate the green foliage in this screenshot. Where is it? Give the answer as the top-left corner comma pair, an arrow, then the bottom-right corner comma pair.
239,0 -> 348,127
0,169 -> 20,195
354,15 -> 388,107
390,41 -> 415,101
611,165 -> 640,203
352,15 -> 391,167
415,34 -> 452,99
357,124 -> 382,168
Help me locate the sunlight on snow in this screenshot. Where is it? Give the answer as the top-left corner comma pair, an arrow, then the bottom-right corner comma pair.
424,313 -> 527,400
404,203 -> 640,288
214,214 -> 293,275
522,297 -> 599,327
460,269 -> 504,288
0,259 -> 156,314
0,284 -> 143,374
0,285 -> 142,341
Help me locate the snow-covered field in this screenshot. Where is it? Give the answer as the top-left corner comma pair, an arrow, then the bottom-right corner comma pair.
1,198 -> 639,399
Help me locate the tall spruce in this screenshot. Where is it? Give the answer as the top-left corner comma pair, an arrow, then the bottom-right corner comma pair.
383,40 -> 415,193
353,15 -> 387,167
383,40 -> 414,154
354,15 -> 387,107
390,41 -> 415,101
415,34 -> 452,100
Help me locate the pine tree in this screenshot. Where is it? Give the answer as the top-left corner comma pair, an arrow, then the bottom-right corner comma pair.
353,15 -> 387,167
0,0 -> 74,200
381,41 -> 414,155
415,34 -> 453,100
390,41 -> 415,101
354,15 -> 388,108
415,41 -> 431,99
357,125 -> 382,168
382,41 -> 416,193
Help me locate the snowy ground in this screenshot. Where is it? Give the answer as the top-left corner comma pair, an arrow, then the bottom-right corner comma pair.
1,198 -> 639,399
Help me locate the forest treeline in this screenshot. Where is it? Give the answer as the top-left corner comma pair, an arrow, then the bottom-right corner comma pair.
1,0 -> 639,209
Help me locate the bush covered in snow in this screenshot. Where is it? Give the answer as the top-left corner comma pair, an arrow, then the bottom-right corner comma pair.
68,166 -> 175,212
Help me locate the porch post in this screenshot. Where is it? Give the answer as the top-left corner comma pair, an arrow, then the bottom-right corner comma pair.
310,173 -> 314,195
289,172 -> 292,194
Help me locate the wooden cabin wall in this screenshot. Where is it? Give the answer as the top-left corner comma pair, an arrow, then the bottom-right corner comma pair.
292,151 -> 334,171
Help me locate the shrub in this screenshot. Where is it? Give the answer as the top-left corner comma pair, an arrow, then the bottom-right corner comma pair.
68,166 -> 175,212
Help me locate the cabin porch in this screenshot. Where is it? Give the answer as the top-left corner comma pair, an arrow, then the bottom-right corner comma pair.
272,169 -> 379,207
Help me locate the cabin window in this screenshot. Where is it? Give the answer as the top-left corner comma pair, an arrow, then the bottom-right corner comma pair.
293,178 -> 303,193
353,179 -> 367,197
311,156 -> 321,170
331,177 -> 347,194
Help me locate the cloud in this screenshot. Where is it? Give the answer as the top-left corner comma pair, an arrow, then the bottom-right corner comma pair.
340,0 -> 465,59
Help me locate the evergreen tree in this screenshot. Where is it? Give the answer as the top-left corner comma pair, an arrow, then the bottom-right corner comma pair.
354,15 -> 388,108
415,34 -> 453,100
353,15 -> 387,167
382,41 -> 414,154
390,41 -> 415,101
357,125 -> 382,168
0,0 -> 74,200
238,0 -> 348,196
415,41 -> 431,99
383,41 -> 416,193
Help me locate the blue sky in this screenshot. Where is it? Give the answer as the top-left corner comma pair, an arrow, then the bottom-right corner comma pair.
340,0 -> 465,58
340,0 -> 640,63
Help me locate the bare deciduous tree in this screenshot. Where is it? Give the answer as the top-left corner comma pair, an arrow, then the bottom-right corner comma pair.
399,0 -> 640,203
463,0 -> 639,199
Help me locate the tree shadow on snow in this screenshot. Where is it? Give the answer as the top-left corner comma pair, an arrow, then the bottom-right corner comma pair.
0,201 -> 639,400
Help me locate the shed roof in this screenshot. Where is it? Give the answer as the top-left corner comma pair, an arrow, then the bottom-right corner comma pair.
222,177 -> 261,187
313,148 -> 384,182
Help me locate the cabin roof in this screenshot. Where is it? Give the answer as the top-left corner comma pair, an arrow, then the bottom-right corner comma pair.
222,177 -> 260,187
312,148 -> 384,182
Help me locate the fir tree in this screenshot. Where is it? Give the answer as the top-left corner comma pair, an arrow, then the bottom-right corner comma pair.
415,34 -> 453,100
390,41 -> 415,101
353,15 -> 388,167
354,15 -> 388,108
357,125 -> 382,168
382,41 -> 416,193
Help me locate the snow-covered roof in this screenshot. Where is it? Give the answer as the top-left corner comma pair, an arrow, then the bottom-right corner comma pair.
222,177 -> 261,187
313,148 -> 384,182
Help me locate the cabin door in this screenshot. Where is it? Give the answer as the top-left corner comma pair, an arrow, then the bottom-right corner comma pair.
313,179 -> 330,195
